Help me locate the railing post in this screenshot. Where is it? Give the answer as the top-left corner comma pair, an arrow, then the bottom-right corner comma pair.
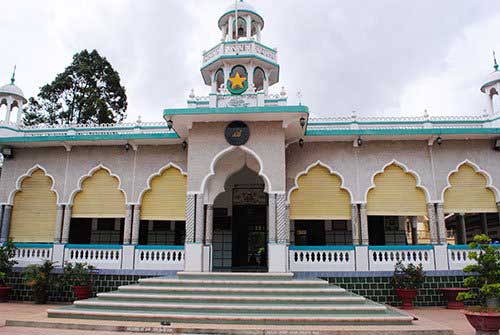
52,244 -> 65,268
433,244 -> 449,271
121,244 -> 135,270
355,245 -> 369,271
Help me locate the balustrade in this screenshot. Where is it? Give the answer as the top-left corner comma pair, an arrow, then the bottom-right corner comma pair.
134,246 -> 184,270
289,246 -> 355,272
368,246 -> 435,271
13,244 -> 52,267
64,244 -> 122,270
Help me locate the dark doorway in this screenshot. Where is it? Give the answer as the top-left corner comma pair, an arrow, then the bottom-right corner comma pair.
232,204 -> 268,271
368,216 -> 386,245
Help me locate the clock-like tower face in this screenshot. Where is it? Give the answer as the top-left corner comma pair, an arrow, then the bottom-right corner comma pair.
227,65 -> 248,95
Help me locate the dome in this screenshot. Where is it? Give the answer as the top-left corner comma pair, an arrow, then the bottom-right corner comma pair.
218,0 -> 264,30
0,83 -> 27,102
480,70 -> 500,93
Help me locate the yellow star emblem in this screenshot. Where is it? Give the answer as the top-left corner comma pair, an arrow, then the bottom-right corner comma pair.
228,72 -> 246,89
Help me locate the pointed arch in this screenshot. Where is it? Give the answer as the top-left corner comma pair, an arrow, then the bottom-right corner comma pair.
442,160 -> 499,213
200,145 -> 272,194
289,161 -> 352,220
8,164 -> 60,205
366,160 -> 429,216
139,163 -> 188,221
10,167 -> 58,242
71,165 -> 126,218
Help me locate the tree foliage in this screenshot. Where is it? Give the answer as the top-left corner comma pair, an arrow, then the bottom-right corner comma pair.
24,50 -> 127,125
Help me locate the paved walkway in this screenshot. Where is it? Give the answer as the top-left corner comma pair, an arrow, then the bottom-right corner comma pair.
0,302 -> 481,334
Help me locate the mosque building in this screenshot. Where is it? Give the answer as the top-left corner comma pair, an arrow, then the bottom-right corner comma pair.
0,0 -> 499,280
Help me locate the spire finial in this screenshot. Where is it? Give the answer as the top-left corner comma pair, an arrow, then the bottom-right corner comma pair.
10,65 -> 16,84
494,51 -> 499,71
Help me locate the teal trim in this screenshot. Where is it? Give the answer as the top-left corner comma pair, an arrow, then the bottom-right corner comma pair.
0,132 -> 179,144
0,125 -> 174,134
480,78 -> 500,91
164,105 -> 309,116
306,127 -> 500,137
289,245 -> 354,251
213,68 -> 224,82
65,244 -> 123,249
13,243 -> 53,249
448,244 -> 500,249
369,245 -> 434,250
201,54 -> 280,71
135,245 -> 184,250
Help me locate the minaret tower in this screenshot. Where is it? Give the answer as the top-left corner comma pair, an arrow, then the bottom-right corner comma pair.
480,52 -> 500,115
0,67 -> 27,125
196,0 -> 284,108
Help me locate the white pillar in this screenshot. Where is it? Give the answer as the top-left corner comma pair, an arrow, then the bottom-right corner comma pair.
4,100 -> 12,122
16,102 -> 23,125
256,24 -> 262,42
131,204 -> 141,244
351,204 -> 360,245
486,94 -> 494,115
205,204 -> 214,245
61,204 -> 72,244
228,16 -> 234,41
276,193 -> 288,244
426,203 -> 438,244
53,205 -> 64,243
123,204 -> 133,244
247,63 -> 255,92
263,71 -> 269,95
246,15 -> 252,39
410,216 -> 418,245
436,203 -> 447,244
0,205 -> 11,243
359,204 -> 369,245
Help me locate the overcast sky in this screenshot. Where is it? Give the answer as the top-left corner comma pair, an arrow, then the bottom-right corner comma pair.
1,0 -> 500,122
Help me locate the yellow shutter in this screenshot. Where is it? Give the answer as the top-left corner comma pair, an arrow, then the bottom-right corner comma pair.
141,167 -> 187,221
10,169 -> 57,242
72,169 -> 126,218
443,164 -> 498,213
367,164 -> 427,216
290,165 -> 351,220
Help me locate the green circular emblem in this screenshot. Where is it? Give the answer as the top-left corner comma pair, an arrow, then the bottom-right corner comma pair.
227,65 -> 248,95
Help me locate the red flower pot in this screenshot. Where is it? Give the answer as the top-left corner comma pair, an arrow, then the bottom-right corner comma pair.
395,288 -> 418,310
463,310 -> 500,334
72,285 -> 92,300
0,286 -> 12,302
439,288 -> 469,309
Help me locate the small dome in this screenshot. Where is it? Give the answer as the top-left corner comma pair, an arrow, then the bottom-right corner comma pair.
218,0 -> 264,30
480,70 -> 500,93
0,83 -> 27,102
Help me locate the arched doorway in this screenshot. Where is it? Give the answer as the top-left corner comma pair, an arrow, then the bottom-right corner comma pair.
205,147 -> 269,272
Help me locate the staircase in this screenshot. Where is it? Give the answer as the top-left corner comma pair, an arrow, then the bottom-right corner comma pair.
47,272 -> 413,326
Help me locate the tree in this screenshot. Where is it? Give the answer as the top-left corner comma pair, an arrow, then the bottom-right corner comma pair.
24,50 -> 127,126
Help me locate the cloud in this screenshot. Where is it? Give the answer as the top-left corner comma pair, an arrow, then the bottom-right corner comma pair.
1,0 -> 499,121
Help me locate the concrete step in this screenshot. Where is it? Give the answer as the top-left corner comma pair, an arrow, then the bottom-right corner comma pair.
177,271 -> 294,281
117,285 -> 346,295
48,307 -> 414,325
96,292 -> 366,304
74,299 -> 387,314
138,277 -> 328,287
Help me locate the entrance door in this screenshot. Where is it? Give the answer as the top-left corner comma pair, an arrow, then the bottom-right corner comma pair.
232,205 -> 268,271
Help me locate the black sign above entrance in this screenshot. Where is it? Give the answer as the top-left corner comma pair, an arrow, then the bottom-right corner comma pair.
224,121 -> 250,146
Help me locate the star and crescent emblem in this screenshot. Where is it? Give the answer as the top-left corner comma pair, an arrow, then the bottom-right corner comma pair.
228,72 -> 246,90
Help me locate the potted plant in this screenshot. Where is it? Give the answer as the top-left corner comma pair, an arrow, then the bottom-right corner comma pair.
22,260 -> 55,304
0,241 -> 17,302
457,234 -> 500,335
62,262 -> 96,300
391,261 -> 425,309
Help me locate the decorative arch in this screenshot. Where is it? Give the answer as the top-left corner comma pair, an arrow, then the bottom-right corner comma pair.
139,163 -> 187,221
10,167 -> 58,242
200,145 -> 272,195
288,161 -> 352,220
366,160 -> 429,216
8,164 -> 60,205
441,160 -> 499,213
70,165 -> 126,218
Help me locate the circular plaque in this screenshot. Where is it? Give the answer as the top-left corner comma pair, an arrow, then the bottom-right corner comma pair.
225,121 -> 250,146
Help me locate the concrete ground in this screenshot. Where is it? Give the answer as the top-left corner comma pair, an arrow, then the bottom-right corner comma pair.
0,302 -> 482,335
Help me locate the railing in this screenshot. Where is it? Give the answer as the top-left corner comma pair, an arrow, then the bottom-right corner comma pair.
134,245 -> 184,271
289,246 -> 355,272
13,243 -> 53,267
64,244 -> 123,270
369,245 -> 435,271
202,41 -> 277,66
447,245 -> 476,270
